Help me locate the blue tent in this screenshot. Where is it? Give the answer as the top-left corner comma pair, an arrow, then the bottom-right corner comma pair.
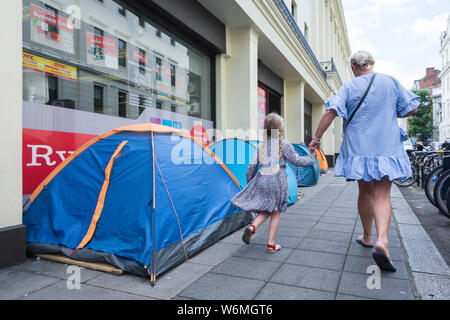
210,138 -> 298,206
23,124 -> 252,283
292,143 -> 320,187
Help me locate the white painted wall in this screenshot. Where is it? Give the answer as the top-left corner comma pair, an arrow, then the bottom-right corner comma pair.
0,1 -> 22,228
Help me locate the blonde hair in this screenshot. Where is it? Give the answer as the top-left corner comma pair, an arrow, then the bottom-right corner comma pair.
259,113 -> 285,170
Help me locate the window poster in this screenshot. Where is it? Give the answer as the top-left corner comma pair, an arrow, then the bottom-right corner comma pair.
257,86 -> 267,138
86,32 -> 118,70
23,52 -> 77,82
30,4 -> 74,55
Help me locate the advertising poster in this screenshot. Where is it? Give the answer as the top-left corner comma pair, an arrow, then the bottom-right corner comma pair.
22,52 -> 45,74
23,52 -> 77,82
86,32 -> 118,69
30,4 -> 74,55
258,86 -> 267,138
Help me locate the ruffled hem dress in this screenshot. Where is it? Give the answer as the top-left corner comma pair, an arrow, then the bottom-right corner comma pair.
231,140 -> 315,213
326,73 -> 420,183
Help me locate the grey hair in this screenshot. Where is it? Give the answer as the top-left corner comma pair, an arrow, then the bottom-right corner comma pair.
350,51 -> 375,69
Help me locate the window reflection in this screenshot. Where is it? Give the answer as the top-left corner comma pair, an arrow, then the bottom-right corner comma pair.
22,0 -> 212,121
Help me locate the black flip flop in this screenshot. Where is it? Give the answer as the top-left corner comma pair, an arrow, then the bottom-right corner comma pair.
372,251 -> 397,272
356,238 -> 374,248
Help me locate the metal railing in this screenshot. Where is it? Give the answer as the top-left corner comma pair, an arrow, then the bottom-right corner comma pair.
273,0 -> 327,80
320,58 -> 343,85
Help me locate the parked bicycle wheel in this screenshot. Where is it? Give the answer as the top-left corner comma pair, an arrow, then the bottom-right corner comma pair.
446,187 -> 450,220
424,165 -> 444,207
433,170 -> 450,219
393,165 -> 418,187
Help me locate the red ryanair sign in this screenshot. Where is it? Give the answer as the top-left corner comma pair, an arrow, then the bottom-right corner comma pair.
22,128 -> 96,194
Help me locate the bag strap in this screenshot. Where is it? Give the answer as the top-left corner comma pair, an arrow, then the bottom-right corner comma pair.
344,73 -> 377,131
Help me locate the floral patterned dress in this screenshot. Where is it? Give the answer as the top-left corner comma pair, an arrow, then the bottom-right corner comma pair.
231,140 -> 315,213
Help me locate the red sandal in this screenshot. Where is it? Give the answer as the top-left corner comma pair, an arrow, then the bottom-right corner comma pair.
242,225 -> 256,245
267,243 -> 281,253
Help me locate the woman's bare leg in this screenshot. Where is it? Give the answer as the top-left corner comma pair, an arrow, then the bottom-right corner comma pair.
372,177 -> 393,258
357,180 -> 374,246
268,211 -> 281,248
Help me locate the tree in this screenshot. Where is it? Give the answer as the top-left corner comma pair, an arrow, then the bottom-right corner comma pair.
407,90 -> 434,139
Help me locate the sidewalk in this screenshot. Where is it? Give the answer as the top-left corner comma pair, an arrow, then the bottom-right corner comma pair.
1,170 -> 449,300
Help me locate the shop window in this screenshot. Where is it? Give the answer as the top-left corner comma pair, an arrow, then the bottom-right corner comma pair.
304,23 -> 309,42
291,1 -> 297,21
94,84 -> 104,114
118,90 -> 128,118
139,17 -> 145,28
139,48 -> 146,74
118,39 -> 127,68
156,57 -> 162,80
170,64 -> 176,87
138,95 -> 146,115
47,76 -> 58,105
22,0 -> 213,123
118,5 -> 126,17
44,5 -> 59,38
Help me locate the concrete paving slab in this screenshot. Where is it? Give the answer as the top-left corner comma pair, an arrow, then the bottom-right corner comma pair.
189,242 -> 243,267
270,263 -> 340,292
11,257 -> 104,283
297,238 -> 349,255
335,293 -> 374,300
286,249 -> 346,271
397,224 -> 433,241
276,226 -> 310,238
232,244 -> 293,263
402,239 -> 450,275
347,242 -> 406,262
178,273 -> 265,300
21,280 -> 153,300
211,256 -> 281,281
255,282 -> 335,300
344,255 -> 410,280
412,272 -> 450,300
305,229 -> 353,242
0,269 -> 59,299
337,272 -> 415,300
312,222 -> 355,233
250,234 -> 303,249
319,216 -> 357,226
86,261 -> 213,300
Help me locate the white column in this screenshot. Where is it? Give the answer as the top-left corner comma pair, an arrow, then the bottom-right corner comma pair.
219,27 -> 259,140
284,80 -> 305,143
0,1 -> 22,228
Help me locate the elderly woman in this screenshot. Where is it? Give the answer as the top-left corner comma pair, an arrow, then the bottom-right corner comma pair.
309,51 -> 419,272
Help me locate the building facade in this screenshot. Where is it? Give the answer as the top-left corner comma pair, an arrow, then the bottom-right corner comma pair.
1,0 -> 352,268
439,15 -> 450,142
413,67 -> 442,142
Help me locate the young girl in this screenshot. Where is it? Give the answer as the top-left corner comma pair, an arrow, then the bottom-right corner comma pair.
231,113 -> 317,253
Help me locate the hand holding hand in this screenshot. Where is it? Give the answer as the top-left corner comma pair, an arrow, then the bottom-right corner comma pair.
309,138 -> 321,153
